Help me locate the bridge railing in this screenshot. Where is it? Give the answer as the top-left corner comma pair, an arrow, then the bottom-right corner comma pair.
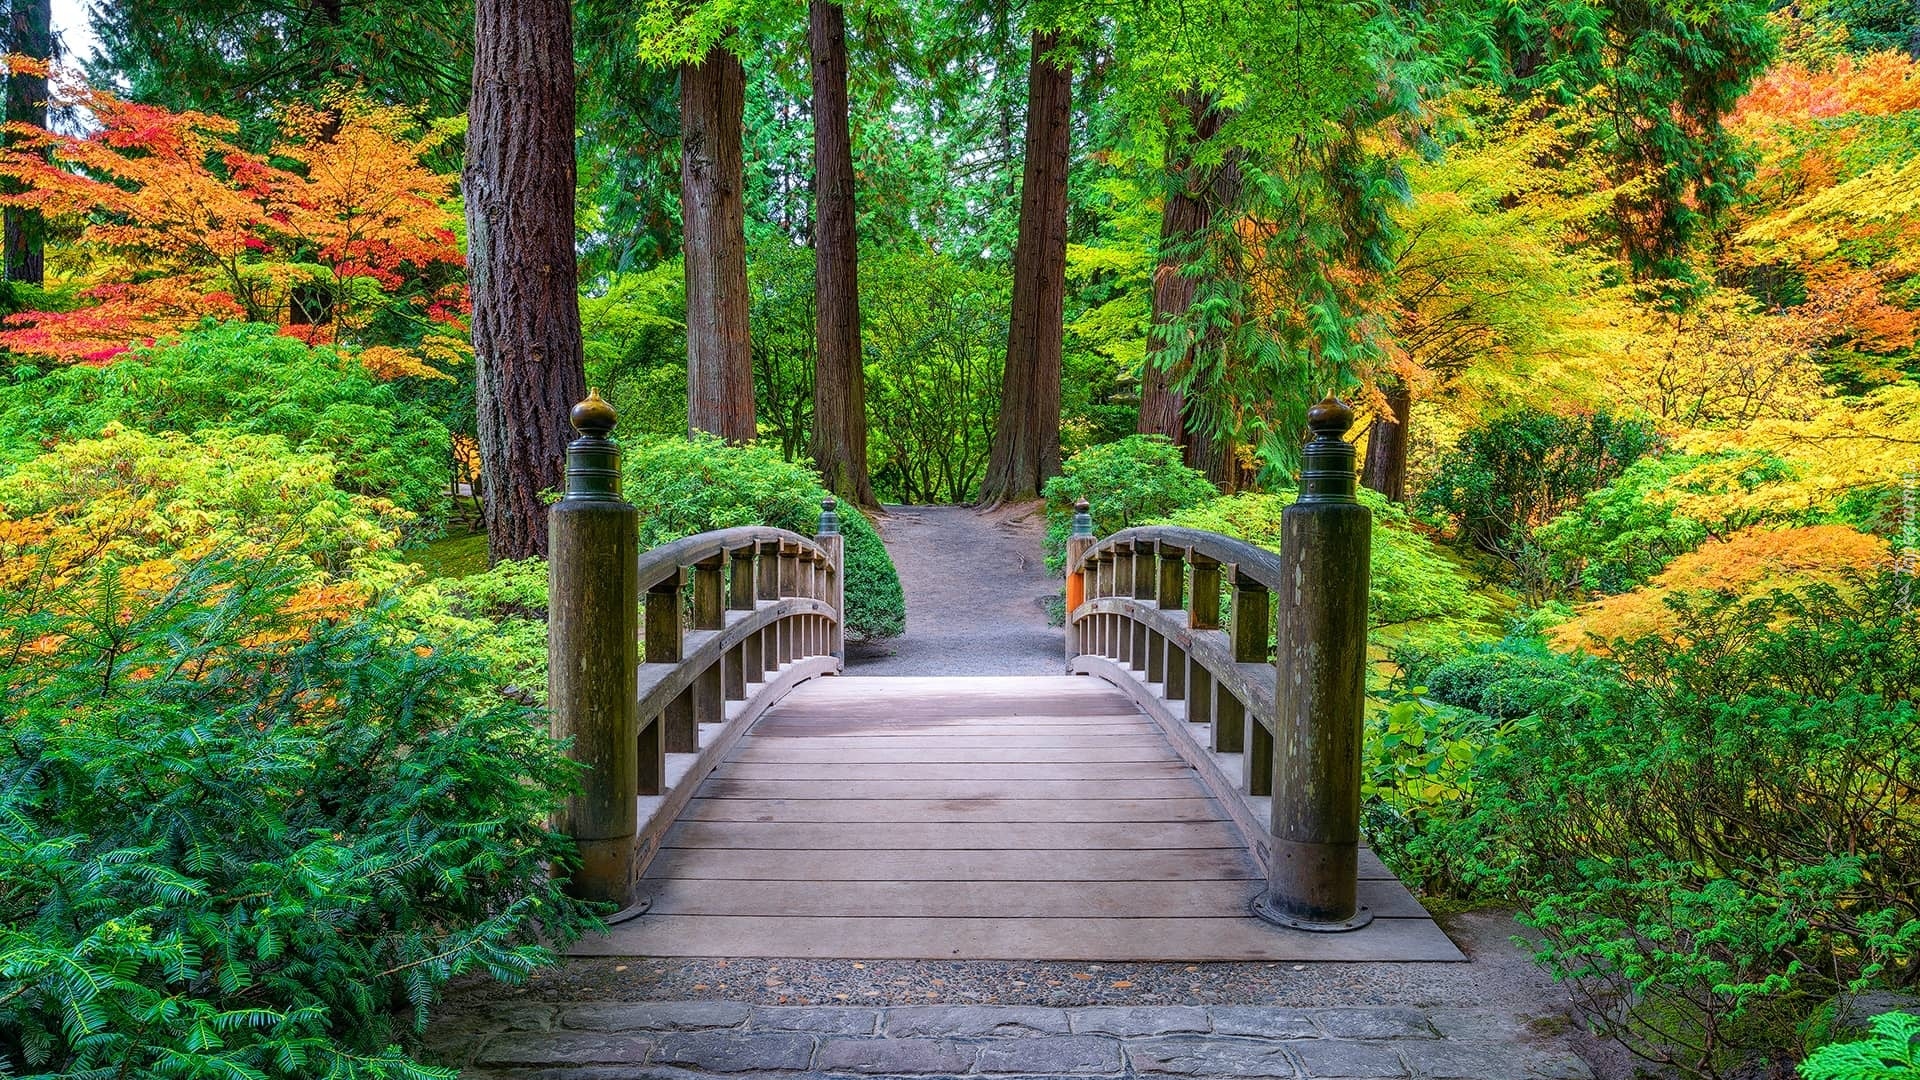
547,392 -> 844,911
1065,398 -> 1374,933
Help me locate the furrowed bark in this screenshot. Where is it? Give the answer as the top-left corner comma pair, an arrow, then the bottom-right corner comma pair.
683,44 -> 756,442
980,30 -> 1071,505
466,0 -> 586,562
809,0 -> 875,505
4,0 -> 50,285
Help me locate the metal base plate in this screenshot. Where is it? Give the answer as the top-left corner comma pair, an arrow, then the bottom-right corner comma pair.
1251,894 -> 1375,933
606,896 -> 653,926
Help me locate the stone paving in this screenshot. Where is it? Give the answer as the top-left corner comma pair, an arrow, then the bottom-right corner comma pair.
430,1001 -> 1594,1079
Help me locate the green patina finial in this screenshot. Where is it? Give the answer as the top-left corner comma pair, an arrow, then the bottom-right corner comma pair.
1071,498 -> 1094,538
817,495 -> 841,536
564,389 -> 623,500
1298,394 -> 1357,505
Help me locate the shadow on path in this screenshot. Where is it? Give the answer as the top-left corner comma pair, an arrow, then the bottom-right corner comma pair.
847,502 -> 1062,676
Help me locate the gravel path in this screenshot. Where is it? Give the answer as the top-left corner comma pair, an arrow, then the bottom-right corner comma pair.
847,503 -> 1062,676
430,912 -> 1621,1077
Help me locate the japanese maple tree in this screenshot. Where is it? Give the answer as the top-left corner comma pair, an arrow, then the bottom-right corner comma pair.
0,58 -> 466,376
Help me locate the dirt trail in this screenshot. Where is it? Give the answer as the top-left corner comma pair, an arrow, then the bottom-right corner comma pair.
847,502 -> 1062,676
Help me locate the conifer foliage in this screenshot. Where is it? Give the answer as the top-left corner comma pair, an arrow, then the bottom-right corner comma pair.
0,557 -> 596,1077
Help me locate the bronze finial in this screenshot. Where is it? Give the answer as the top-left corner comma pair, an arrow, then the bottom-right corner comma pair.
571,387 -> 618,438
1298,395 -> 1357,505
564,390 -> 622,500
1306,394 -> 1355,437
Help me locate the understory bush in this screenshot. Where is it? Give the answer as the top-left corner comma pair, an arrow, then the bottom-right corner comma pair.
0,425 -> 412,589
1417,407 -> 1659,586
1159,489 -> 1500,645
1041,435 -> 1219,571
0,556 -> 596,1078
1534,450 -> 1793,595
0,323 -> 453,530
1393,572 -> 1919,1077
622,435 -> 905,640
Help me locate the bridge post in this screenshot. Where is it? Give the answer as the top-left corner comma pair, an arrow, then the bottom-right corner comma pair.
1255,396 -> 1373,933
816,498 -> 845,669
1064,499 -> 1093,668
548,390 -> 641,908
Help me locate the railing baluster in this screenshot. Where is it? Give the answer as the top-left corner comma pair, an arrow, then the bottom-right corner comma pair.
642,570 -> 685,774
742,623 -> 763,683
1158,544 -> 1186,698
638,708 -> 664,796
1248,720 -> 1273,798
1189,553 -> 1222,632
1186,552 -> 1219,729
663,687 -> 697,754
548,390 -> 640,906
729,545 -> 757,611
645,570 -> 685,665
1229,568 -> 1270,666
756,539 -> 780,602
692,555 -> 726,725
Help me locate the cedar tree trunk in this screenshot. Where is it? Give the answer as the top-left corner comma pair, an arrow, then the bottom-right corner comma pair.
465,0 -> 587,563
682,45 -> 756,442
1360,381 -> 1411,503
979,30 -> 1071,505
1137,179 -> 1205,439
4,0 -> 49,285
1139,91 -> 1227,441
809,0 -> 875,504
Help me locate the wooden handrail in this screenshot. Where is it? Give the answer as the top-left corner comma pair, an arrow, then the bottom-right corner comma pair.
1064,396 -> 1375,933
635,525 -> 836,594
547,393 -> 845,913
1070,524 -> 1283,594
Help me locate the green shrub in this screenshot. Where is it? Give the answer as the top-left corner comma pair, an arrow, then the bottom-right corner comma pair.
0,556 -> 595,1078
1418,635 -> 1574,721
1535,450 -> 1793,595
1417,407 -> 1659,584
1159,489 -> 1500,643
863,248 -> 1008,504
419,557 -> 553,700
622,435 -> 905,640
0,322 -> 452,530
1801,1011 -> 1920,1080
1426,573 -> 1920,1077
1362,672 -> 1514,897
0,425 -> 412,583
1041,435 -> 1219,572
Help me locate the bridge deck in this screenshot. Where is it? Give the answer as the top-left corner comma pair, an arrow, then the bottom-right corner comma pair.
579,676 -> 1461,962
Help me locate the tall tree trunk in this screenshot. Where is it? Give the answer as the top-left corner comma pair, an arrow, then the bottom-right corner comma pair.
809,0 -> 875,505
682,45 -> 756,442
1140,91 -> 1226,442
4,0 -> 49,285
979,30 -> 1071,506
1360,381 -> 1411,503
466,0 -> 586,563
1137,180 -> 1204,438
1181,400 -> 1237,493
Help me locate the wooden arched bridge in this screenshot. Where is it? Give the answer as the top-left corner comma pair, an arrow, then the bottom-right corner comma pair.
547,393 -> 1460,963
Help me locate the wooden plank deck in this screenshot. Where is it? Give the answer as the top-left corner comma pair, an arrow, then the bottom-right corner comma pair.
579,675 -> 1463,962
